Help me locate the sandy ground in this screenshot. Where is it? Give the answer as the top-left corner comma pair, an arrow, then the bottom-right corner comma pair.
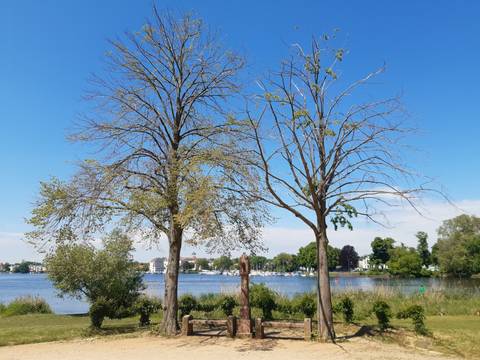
0,334 -> 458,360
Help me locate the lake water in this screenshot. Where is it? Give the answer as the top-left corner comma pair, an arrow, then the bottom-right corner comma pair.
1,273 -> 479,314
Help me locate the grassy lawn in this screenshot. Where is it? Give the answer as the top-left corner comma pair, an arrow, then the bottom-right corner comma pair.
1,313 -> 479,359
0,313 -> 162,346
363,316 -> 480,359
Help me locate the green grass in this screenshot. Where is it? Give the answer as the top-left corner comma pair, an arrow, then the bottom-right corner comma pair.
427,316 -> 480,358
0,313 -> 162,346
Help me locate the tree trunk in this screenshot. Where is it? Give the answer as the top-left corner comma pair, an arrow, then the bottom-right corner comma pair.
162,225 -> 183,335
315,229 -> 335,342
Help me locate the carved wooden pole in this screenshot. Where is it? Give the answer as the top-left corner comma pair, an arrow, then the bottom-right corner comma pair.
237,254 -> 252,337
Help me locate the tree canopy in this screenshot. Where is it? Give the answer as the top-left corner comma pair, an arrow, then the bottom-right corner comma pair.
370,237 -> 395,267
435,215 -> 480,277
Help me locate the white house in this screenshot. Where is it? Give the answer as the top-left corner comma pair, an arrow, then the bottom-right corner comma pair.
149,257 -> 166,273
357,256 -> 371,271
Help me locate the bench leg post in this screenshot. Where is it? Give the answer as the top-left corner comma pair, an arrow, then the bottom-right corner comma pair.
227,316 -> 237,338
304,318 -> 312,341
182,315 -> 193,336
255,318 -> 264,339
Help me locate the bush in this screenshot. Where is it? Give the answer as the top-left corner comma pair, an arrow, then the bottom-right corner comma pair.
397,305 -> 429,335
250,283 -> 276,320
45,229 -> 144,326
197,293 -> 218,313
2,296 -> 52,316
0,303 -> 6,314
334,296 -> 354,323
293,293 -> 316,318
372,300 -> 391,331
218,295 -> 237,316
89,298 -> 110,328
179,294 -> 197,318
135,296 -> 161,326
275,296 -> 294,315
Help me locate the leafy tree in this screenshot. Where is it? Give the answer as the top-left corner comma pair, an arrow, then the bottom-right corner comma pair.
250,255 -> 268,271
297,242 -> 317,272
339,245 -> 359,271
431,243 -> 439,266
386,246 -> 423,277
327,245 -> 341,271
195,258 -> 210,271
370,237 -> 395,268
44,229 -> 144,328
297,242 -> 340,272
13,261 -> 30,274
212,256 -> 233,272
26,9 -> 267,335
416,231 -> 431,267
272,253 -> 298,272
436,215 -> 480,277
181,261 -> 194,272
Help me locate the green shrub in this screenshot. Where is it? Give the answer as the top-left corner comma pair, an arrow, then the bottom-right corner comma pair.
179,294 -> 197,318
397,305 -> 429,335
218,295 -> 237,316
134,296 -> 161,326
2,296 -> 52,316
0,303 -> 5,314
293,293 -> 316,318
334,296 -> 354,323
275,296 -> 294,315
250,283 -> 276,320
197,293 -> 218,313
372,300 -> 391,331
89,298 -> 110,328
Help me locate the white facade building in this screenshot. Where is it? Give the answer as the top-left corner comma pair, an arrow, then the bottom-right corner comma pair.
149,257 -> 166,273
357,256 -> 371,271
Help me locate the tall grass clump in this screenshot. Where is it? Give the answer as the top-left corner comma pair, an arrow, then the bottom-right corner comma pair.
2,296 -> 52,316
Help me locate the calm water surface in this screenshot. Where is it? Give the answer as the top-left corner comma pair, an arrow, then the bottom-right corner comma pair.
1,273 -> 479,314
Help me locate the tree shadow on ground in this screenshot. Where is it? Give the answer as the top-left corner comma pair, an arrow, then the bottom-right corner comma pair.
84,325 -> 139,336
263,330 -> 304,341
336,325 -> 376,340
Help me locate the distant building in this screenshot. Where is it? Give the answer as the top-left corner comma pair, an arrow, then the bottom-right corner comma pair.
149,258 -> 166,273
357,256 -> 371,271
28,264 -> 46,273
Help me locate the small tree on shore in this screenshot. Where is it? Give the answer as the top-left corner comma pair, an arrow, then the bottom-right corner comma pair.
44,229 -> 144,328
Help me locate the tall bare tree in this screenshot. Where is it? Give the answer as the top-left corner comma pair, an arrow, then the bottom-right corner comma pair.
244,38 -> 434,341
26,9 -> 266,335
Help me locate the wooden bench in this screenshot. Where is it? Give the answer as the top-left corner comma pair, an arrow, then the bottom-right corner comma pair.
182,315 -> 237,338
254,318 -> 312,340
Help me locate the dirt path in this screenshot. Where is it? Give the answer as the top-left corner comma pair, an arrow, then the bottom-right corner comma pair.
0,335 -> 456,360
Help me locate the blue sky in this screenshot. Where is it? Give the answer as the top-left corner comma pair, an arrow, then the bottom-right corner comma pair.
1,0 -> 480,262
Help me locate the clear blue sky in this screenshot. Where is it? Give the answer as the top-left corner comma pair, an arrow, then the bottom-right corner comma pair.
1,0 -> 480,261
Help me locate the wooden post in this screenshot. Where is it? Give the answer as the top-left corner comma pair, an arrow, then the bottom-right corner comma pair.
237,254 -> 252,337
255,318 -> 264,339
304,318 -> 312,341
182,315 -> 193,336
227,315 -> 237,338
